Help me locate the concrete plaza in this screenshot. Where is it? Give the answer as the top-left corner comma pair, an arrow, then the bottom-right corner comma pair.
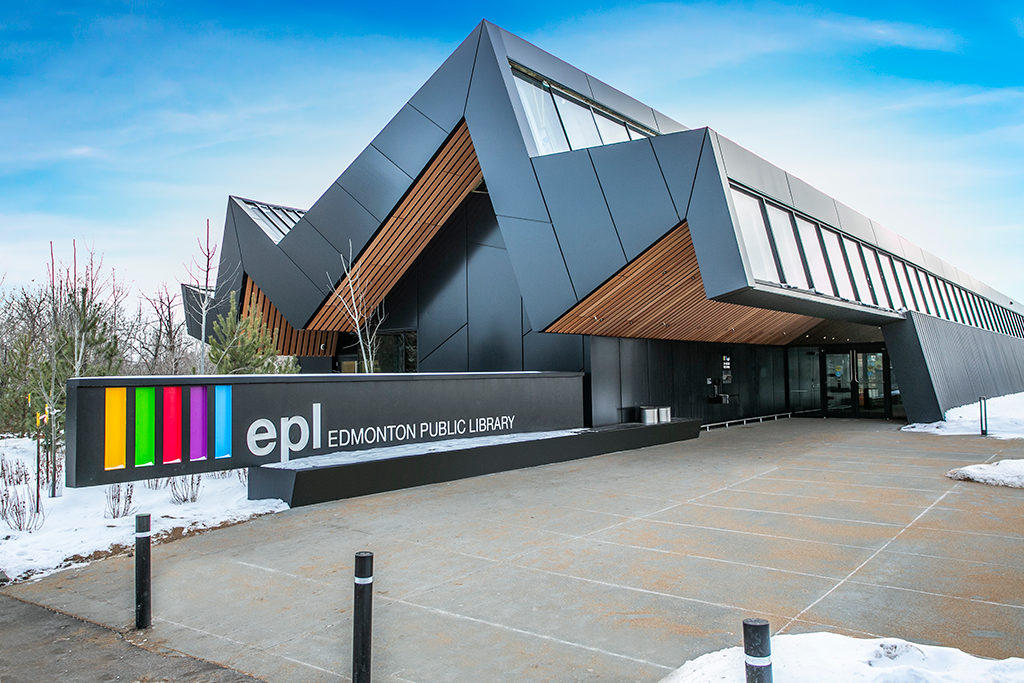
5,418 -> 1023,682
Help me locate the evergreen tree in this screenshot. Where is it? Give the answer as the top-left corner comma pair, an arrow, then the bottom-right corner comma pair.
207,293 -> 297,375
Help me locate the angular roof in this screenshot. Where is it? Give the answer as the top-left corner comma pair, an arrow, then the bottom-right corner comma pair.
200,20 -> 1024,344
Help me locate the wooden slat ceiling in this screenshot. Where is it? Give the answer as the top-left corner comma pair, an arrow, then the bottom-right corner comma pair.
242,279 -> 340,357
307,120 -> 483,331
545,221 -> 824,345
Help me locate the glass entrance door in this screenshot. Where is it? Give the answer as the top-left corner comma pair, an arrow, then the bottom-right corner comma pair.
858,352 -> 886,417
824,352 -> 854,416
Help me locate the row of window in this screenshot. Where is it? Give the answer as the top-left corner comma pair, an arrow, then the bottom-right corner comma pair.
730,186 -> 1024,339
513,70 -> 652,156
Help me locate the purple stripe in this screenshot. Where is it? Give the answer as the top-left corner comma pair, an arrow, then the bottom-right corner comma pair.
190,386 -> 208,461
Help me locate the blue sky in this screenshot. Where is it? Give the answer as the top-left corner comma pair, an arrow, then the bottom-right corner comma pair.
2,1 -> 1023,304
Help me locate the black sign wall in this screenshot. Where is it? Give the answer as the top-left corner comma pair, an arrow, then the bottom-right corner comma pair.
66,372 -> 583,487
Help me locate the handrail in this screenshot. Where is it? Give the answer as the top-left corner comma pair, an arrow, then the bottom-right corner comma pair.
703,412 -> 794,431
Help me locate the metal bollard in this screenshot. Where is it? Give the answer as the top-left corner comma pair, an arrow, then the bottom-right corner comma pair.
980,397 -> 988,436
353,551 -> 374,683
135,513 -> 152,630
742,618 -> 772,683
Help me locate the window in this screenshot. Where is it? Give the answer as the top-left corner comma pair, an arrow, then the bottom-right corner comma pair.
864,248 -> 891,308
880,254 -> 905,309
553,92 -> 603,150
844,237 -> 873,304
628,127 -> 649,140
894,261 -> 919,311
731,188 -> 779,281
795,218 -> 832,295
514,74 -> 570,155
765,205 -> 808,289
594,112 -> 630,145
821,229 -> 856,300
928,276 -> 949,320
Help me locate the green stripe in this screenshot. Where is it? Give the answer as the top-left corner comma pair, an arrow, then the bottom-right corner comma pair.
135,387 -> 156,467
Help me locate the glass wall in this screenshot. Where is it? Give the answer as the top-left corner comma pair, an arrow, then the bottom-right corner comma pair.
724,182 -> 1024,339
513,71 -> 658,156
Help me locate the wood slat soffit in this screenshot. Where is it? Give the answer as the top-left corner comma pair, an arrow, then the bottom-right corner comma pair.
242,279 -> 340,357
308,121 -> 483,331
546,222 -> 823,345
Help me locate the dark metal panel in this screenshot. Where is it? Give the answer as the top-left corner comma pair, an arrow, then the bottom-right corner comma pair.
533,150 -> 626,298
524,331 -> 584,372
901,311 -> 1024,419
336,145 -> 413,224
297,357 -> 332,373
228,199 -> 325,328
834,201 -> 875,243
672,341 -> 697,420
379,276 -> 417,332
589,139 -> 679,261
718,284 -> 902,326
418,324 -> 468,372
869,220 -> 905,259
686,130 -> 751,298
648,339 -> 674,407
408,23 -> 481,132
301,182 -> 381,256
498,215 -> 577,331
278,221 -> 345,296
499,26 -> 593,98
465,24 -> 551,222
468,242 -> 524,372
787,174 -> 840,228
466,192 -> 505,248
370,104 -> 449,180
416,208 -> 468,360
586,76 -> 659,132
618,337 -> 650,421
589,335 -> 621,426
653,110 -> 688,134
650,129 -> 705,221
717,134 -> 793,206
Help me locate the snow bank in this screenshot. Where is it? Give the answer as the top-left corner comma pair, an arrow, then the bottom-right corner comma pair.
902,392 -> 1024,439
660,632 -> 1024,683
0,436 -> 287,582
948,460 -> 1024,489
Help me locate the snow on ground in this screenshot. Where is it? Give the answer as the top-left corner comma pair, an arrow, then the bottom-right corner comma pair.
948,460 -> 1024,489
0,435 -> 287,582
902,392 -> 1024,439
268,428 -> 585,470
660,632 -> 1024,683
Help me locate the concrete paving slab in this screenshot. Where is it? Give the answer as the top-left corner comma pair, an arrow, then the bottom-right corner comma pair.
651,502 -> 903,550
692,487 -> 931,526
591,517 -> 877,579
798,579 -> 1024,659
5,418 -> 1024,682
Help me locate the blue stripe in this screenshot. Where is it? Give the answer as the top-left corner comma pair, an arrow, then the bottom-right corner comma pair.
214,385 -> 232,459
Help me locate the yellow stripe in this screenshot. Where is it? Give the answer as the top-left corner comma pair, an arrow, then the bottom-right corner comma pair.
104,387 -> 127,470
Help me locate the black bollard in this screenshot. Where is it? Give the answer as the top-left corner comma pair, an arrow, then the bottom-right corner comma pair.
742,618 -> 772,683
135,513 -> 152,630
353,551 -> 373,683
980,397 -> 988,436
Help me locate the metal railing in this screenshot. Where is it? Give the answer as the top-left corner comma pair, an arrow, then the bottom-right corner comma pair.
703,411 -> 794,432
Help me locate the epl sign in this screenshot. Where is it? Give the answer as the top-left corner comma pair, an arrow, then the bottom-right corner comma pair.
66,372 -> 583,487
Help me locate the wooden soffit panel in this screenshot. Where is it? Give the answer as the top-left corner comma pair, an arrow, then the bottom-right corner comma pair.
545,221 -> 823,345
307,121 -> 483,331
242,279 -> 340,357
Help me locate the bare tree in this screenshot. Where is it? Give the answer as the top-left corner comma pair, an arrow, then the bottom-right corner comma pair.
136,284 -> 195,375
184,219 -> 219,375
331,241 -> 386,372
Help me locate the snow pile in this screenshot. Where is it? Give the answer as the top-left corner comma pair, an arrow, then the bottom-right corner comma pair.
269,428 -> 585,470
0,436 -> 287,582
948,459 -> 1024,489
661,632 -> 1024,683
902,392 -> 1024,439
